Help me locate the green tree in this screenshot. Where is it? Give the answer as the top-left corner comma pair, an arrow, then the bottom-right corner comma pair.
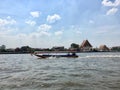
70,43 -> 79,49
20,46 -> 31,52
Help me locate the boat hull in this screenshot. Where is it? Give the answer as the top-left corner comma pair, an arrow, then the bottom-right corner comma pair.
34,54 -> 78,58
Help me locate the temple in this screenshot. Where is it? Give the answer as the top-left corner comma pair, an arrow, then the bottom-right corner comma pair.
80,40 -> 92,52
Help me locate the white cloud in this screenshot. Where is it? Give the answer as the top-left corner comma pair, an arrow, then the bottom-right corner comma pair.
96,30 -> 108,34
102,0 -> 120,15
38,24 -> 52,32
89,20 -> 94,24
76,30 -> 82,34
55,31 -> 63,36
0,30 -> 52,48
106,8 -> 118,15
94,25 -> 119,34
0,18 -> 16,26
0,27 -> 18,35
25,20 -> 36,26
47,14 -> 61,23
40,31 -> 51,36
37,24 -> 52,36
102,0 -> 120,7
0,17 -> 17,36
6,16 -> 11,19
0,24 -> 52,45
30,11 -> 40,18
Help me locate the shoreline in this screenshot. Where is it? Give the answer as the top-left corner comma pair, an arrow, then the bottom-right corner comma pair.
0,51 -> 120,54
0,52 -> 30,54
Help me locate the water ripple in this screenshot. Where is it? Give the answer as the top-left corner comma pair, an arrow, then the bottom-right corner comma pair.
0,53 -> 120,90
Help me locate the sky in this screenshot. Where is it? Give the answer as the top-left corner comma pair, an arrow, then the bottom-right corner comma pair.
0,0 -> 120,48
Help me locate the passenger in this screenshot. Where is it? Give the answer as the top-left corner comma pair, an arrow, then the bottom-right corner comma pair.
67,53 -> 70,56
72,52 -> 76,56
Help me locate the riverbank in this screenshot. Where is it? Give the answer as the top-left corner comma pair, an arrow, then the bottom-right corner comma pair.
0,51 -> 119,54
0,52 -> 30,54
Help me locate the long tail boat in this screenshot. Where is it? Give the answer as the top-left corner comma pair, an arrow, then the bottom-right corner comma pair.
33,51 -> 78,58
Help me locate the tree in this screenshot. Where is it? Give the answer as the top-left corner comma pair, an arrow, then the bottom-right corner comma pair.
20,46 -> 31,52
15,47 -> 21,52
70,43 -> 79,49
0,45 -> 6,52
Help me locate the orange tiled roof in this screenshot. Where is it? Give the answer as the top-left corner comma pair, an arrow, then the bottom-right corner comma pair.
99,45 -> 109,50
80,40 -> 92,48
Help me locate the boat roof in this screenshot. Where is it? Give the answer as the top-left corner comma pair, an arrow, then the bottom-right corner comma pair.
34,51 -> 77,54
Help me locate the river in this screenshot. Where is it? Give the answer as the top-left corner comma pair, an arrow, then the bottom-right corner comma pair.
0,52 -> 120,90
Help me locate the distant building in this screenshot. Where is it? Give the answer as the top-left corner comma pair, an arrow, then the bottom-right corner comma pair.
69,43 -> 80,51
111,46 -> 120,52
6,48 -> 15,52
51,46 -> 65,51
0,45 -> 6,50
80,40 -> 92,52
99,45 -> 109,52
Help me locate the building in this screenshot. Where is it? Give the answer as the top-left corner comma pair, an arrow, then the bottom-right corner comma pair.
99,45 -> 109,52
0,45 -> 6,50
111,46 -> 120,52
69,43 -> 80,51
80,40 -> 92,52
51,46 -> 65,51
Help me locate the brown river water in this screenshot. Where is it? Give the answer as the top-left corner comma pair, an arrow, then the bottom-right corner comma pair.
0,52 -> 120,90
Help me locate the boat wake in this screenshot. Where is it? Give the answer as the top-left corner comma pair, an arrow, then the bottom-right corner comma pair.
37,56 -> 76,60
85,55 -> 120,58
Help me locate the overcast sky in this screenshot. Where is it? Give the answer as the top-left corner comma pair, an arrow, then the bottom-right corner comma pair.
0,0 -> 120,48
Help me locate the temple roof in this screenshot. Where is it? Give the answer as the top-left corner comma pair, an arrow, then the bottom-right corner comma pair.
99,45 -> 109,50
80,40 -> 92,48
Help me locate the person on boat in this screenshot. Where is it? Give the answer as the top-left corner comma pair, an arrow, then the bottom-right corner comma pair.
72,52 -> 76,56
67,53 -> 70,56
